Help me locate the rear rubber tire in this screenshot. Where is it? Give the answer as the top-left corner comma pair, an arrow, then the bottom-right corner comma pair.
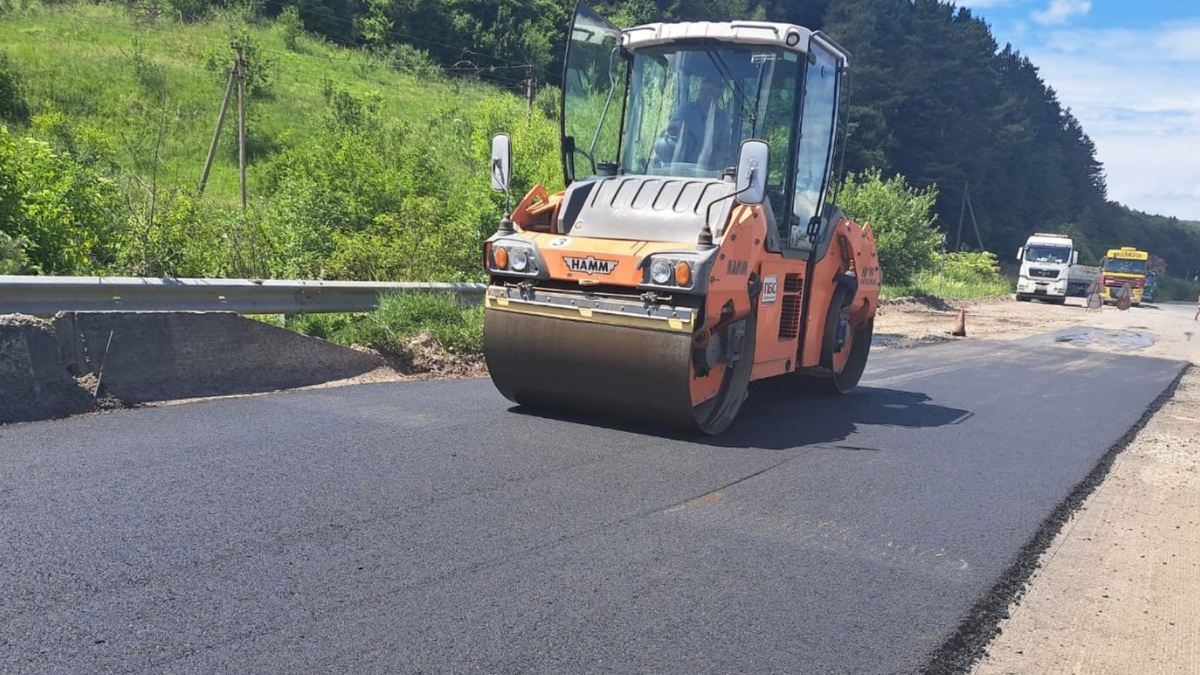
796,285 -> 873,396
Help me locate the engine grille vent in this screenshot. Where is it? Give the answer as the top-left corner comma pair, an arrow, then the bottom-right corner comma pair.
778,273 -> 804,340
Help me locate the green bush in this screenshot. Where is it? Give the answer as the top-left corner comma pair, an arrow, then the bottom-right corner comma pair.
942,251 -> 1003,282
835,168 -> 943,285
202,30 -> 277,100
0,125 -> 123,274
377,44 -> 441,80
279,5 -> 304,51
0,231 -> 33,274
1155,276 -> 1200,303
0,51 -> 29,125
117,189 -> 276,278
915,251 -> 1010,298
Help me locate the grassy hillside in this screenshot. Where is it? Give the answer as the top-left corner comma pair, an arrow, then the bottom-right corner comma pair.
1,3 -> 498,207
0,2 -> 560,280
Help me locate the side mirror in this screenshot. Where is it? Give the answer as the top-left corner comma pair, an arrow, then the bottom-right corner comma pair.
1016,247 -> 1024,261
1071,251 -> 1079,265
734,139 -> 769,205
491,133 -> 512,194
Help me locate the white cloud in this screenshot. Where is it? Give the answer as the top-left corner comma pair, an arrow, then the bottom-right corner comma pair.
1153,22 -> 1200,61
1016,20 -> 1200,220
1031,0 -> 1091,27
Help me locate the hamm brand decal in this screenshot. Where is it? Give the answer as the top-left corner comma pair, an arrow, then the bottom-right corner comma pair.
564,256 -> 618,275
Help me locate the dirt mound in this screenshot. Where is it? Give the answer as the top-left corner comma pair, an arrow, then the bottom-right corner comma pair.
352,332 -> 488,380
0,314 -> 98,425
73,372 -> 127,411
54,311 -> 386,405
879,295 -> 957,312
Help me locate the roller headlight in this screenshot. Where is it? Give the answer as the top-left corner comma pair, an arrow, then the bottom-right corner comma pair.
651,259 -> 673,285
488,242 -> 538,276
510,247 -> 530,272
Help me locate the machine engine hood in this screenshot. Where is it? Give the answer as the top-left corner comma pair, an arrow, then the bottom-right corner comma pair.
559,175 -> 739,243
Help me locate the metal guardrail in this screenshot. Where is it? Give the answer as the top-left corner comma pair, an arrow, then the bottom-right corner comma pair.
0,275 -> 489,315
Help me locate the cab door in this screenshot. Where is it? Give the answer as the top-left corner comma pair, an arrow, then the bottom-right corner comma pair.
789,38 -> 843,251
560,3 -> 629,185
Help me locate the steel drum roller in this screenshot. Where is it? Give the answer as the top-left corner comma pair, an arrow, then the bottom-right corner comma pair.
483,308 -> 705,431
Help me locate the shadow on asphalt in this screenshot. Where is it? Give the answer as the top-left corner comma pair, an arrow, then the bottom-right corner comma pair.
506,381 -> 973,451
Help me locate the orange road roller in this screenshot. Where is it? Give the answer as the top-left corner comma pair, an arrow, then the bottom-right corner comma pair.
480,4 -> 882,435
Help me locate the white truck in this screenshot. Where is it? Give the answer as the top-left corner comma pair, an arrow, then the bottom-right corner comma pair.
1015,232 -> 1078,303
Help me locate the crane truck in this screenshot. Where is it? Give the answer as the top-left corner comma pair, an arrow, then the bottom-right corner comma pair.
479,4 -> 882,435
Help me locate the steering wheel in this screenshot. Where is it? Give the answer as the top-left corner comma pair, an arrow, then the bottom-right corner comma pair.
653,126 -> 701,167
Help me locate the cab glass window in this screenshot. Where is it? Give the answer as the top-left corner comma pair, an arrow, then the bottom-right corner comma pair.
790,43 -> 840,248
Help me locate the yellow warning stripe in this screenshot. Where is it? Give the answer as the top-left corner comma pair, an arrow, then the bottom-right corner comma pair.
485,294 -> 694,333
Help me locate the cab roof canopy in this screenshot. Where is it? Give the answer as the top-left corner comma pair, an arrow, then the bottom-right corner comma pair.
620,20 -> 849,65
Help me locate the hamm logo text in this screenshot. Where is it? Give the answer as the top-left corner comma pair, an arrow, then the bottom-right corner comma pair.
564,256 -> 618,275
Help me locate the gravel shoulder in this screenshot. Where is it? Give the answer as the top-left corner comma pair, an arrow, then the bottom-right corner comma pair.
877,295 -> 1197,675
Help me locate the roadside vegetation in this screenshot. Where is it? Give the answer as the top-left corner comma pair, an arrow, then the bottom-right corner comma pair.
881,253 -> 1012,300
1155,277 -> 1200,303
836,168 -> 1012,300
0,2 -> 559,281
276,292 -> 483,356
5,0 -> 1198,359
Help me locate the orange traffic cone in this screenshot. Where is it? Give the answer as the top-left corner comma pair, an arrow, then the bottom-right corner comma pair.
951,308 -> 967,337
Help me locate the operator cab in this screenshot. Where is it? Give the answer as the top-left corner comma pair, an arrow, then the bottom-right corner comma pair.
560,3 -> 849,256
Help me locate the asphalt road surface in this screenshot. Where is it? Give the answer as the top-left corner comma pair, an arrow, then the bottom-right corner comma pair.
0,339 -> 1185,674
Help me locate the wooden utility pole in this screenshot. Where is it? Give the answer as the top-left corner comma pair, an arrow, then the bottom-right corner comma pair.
965,185 -> 984,251
235,42 -> 247,212
524,66 -> 535,123
955,181 -> 984,251
956,181 -> 968,251
198,61 -> 237,197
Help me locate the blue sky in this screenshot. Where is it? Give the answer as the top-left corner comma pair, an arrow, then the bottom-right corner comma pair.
955,0 -> 1200,222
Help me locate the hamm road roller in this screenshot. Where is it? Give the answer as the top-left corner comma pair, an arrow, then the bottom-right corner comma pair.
481,3 -> 882,435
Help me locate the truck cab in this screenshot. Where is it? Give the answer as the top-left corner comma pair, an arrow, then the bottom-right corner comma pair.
1099,247 -> 1150,306
1016,233 -> 1076,304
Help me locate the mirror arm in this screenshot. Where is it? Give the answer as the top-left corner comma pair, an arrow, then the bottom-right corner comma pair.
491,133 -> 514,234
498,213 -> 515,235
491,160 -> 514,234
701,168 -> 756,248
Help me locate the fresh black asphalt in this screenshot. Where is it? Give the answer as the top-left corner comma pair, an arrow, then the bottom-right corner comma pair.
0,339 -> 1186,674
